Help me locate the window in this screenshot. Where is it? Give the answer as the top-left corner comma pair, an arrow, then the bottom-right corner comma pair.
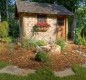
37,15 -> 47,22
57,18 -> 64,26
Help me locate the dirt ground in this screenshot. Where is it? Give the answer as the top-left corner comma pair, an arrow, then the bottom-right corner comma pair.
0,41 -> 86,71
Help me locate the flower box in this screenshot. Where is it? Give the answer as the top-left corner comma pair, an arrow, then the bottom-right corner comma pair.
33,22 -> 50,32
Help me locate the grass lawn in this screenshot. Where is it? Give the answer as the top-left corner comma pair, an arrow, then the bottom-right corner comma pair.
0,63 -> 86,80
0,61 -> 11,69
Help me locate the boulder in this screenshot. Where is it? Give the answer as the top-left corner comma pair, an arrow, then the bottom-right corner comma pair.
50,44 -> 61,54
36,44 -> 51,53
36,44 -> 61,54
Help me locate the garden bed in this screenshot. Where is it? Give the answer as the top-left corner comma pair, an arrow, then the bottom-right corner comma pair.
0,42 -> 86,71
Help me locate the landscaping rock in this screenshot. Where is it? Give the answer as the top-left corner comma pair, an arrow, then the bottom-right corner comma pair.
54,68 -> 75,77
81,63 -> 86,68
74,50 -> 86,57
63,52 -> 68,55
36,44 -> 61,55
49,44 -> 61,55
36,44 -> 52,53
0,66 -> 36,76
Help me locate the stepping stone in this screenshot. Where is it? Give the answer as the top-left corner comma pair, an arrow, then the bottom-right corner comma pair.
54,68 -> 75,77
81,63 -> 86,68
0,66 -> 36,76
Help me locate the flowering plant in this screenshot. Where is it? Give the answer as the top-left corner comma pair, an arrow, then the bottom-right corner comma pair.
33,22 -> 50,32
35,22 -> 49,28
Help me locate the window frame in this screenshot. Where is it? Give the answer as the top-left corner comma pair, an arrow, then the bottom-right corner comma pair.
57,18 -> 64,26
37,15 -> 47,22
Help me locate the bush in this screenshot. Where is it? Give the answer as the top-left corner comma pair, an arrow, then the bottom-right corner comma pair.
21,39 -> 46,50
74,26 -> 86,45
0,21 -> 9,38
21,39 -> 37,50
1,37 -> 12,43
78,37 -> 86,45
55,39 -> 66,50
36,40 -> 46,46
35,51 -> 48,62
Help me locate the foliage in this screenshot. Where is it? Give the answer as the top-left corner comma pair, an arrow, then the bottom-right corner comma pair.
1,37 -> 13,43
74,26 -> 86,45
36,40 -> 46,46
0,0 -> 19,38
35,51 -> 48,62
9,19 -> 19,38
0,0 -> 7,21
76,7 -> 86,29
21,38 -> 47,50
0,21 -> 9,38
22,39 -> 47,50
0,21 -> 14,43
74,7 -> 86,45
8,18 -> 19,38
55,39 -> 66,50
21,39 -> 37,50
79,37 -> 86,45
0,0 -> 14,21
33,25 -> 39,32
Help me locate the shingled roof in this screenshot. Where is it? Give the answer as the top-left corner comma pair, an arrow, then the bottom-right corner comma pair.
16,0 -> 73,16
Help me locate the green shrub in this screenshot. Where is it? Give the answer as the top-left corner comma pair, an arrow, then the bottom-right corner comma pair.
35,51 -> 48,62
21,39 -> 37,50
1,37 -> 12,43
21,39 -> 46,50
74,26 -> 86,45
0,21 -> 9,38
78,37 -> 86,45
55,39 -> 66,50
36,40 -> 46,46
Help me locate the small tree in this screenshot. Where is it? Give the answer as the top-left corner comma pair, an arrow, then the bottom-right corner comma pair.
74,7 -> 86,45
0,21 -> 9,38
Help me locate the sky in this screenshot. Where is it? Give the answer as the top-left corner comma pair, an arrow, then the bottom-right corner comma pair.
11,0 -> 15,4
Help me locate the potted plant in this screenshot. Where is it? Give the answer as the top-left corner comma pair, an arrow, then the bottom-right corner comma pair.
33,22 -> 50,32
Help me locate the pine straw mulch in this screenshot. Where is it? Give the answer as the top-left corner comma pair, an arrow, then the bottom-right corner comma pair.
0,42 -> 86,71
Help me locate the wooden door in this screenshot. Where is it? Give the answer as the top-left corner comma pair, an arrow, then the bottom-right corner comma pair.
56,17 -> 66,40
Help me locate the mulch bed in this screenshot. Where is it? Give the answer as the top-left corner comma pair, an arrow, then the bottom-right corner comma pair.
0,42 -> 86,71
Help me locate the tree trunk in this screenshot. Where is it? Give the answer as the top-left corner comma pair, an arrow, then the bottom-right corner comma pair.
6,0 -> 9,20
71,14 -> 76,39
